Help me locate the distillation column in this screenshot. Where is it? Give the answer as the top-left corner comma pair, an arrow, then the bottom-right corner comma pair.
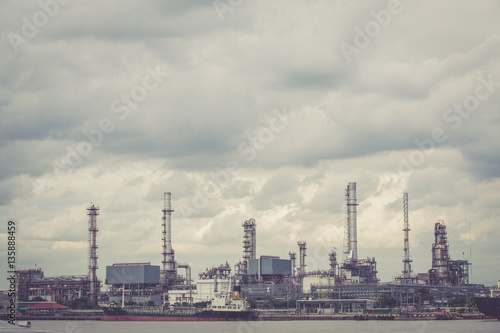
162,192 -> 176,277
87,204 -> 100,303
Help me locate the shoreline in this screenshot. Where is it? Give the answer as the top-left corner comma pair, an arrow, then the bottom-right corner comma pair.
3,313 -> 494,322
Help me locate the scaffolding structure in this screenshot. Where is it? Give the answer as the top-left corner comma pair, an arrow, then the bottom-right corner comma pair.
199,263 -> 232,280
449,260 -> 471,286
87,203 -> 100,303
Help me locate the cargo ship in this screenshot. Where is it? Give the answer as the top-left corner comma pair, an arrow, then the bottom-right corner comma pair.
474,297 -> 500,320
102,291 -> 259,321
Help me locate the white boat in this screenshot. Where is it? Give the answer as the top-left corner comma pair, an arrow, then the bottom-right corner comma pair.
17,321 -> 31,328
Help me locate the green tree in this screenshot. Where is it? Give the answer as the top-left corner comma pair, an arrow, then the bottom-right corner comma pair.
247,298 -> 258,309
68,297 -> 101,310
193,300 -> 210,308
376,294 -> 397,308
416,288 -> 434,303
31,296 -> 45,302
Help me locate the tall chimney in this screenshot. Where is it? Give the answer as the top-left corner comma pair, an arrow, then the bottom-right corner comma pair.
87,204 -> 100,303
347,182 -> 358,261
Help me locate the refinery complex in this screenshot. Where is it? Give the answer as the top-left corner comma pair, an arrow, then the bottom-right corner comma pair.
5,182 -> 490,312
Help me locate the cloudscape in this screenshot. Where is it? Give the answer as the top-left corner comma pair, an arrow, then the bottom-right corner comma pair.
1,0 -> 499,290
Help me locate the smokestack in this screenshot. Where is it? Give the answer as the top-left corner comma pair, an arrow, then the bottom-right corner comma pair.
347,182 -> 358,261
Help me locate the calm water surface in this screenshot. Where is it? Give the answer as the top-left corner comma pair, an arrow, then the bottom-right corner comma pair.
4,319 -> 496,333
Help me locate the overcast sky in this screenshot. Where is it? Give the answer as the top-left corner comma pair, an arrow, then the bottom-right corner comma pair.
1,0 -> 499,290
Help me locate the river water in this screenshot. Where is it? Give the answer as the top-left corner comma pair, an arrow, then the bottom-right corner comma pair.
1,320 -> 498,333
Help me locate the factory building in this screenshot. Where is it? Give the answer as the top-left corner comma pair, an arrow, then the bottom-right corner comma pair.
13,203 -> 100,304
105,263 -> 160,287
248,256 -> 292,281
187,263 -> 232,304
16,268 -> 90,303
105,263 -> 162,305
302,275 -> 336,294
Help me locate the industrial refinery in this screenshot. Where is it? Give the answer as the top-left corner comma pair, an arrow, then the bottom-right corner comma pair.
8,182 -> 489,312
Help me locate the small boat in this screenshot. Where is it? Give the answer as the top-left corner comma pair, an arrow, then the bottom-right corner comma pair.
17,320 -> 31,328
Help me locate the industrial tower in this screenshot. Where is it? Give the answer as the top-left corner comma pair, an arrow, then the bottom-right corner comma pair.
340,182 -> 378,284
402,193 -> 412,280
162,192 -> 176,277
428,220 -> 471,286
87,203 -> 100,303
343,182 -> 358,262
289,251 -> 297,277
429,221 -> 450,285
297,241 -> 307,275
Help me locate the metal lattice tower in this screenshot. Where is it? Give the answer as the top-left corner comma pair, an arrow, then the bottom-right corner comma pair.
87,203 -> 99,303
297,241 -> 307,275
289,251 -> 297,277
402,193 -> 413,279
162,192 -> 176,276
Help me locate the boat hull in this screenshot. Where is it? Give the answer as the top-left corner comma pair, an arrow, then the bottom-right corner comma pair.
475,297 -> 500,319
101,308 -> 259,322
